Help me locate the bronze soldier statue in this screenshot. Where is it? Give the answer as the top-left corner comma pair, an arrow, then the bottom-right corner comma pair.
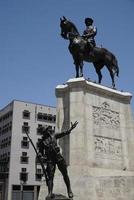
38,121 -> 78,199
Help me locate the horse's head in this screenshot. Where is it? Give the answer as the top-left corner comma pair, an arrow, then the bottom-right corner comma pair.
60,16 -> 69,39
60,16 -> 79,40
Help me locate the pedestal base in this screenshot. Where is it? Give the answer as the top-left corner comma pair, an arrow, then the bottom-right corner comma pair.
38,179 -> 71,200
46,194 -> 71,200
53,166 -> 134,200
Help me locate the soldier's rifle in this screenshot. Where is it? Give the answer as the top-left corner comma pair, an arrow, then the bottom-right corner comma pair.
24,130 -> 49,185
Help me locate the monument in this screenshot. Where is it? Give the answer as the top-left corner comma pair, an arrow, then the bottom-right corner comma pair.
38,17 -> 134,200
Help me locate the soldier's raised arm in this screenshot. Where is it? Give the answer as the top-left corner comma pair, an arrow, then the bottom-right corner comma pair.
55,121 -> 78,139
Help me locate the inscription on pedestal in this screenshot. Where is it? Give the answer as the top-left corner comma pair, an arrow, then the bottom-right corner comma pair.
94,135 -> 122,159
95,177 -> 134,200
92,102 -> 120,129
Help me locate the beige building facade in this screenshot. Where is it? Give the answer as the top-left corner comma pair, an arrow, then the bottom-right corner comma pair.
0,100 -> 56,200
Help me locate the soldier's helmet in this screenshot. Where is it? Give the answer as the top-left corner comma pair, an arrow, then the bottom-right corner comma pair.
85,17 -> 93,26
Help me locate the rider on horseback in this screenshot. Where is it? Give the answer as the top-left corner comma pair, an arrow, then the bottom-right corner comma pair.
82,17 -> 97,48
60,16 -> 119,88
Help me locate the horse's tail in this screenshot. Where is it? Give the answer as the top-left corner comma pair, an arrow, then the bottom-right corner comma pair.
102,47 -> 119,77
116,63 -> 119,77
101,48 -> 119,76
112,54 -> 119,77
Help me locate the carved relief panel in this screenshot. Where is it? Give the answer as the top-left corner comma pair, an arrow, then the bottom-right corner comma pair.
94,135 -> 122,159
92,102 -> 123,164
92,102 -> 120,129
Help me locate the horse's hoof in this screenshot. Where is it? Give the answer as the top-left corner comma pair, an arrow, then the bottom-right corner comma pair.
112,87 -> 116,90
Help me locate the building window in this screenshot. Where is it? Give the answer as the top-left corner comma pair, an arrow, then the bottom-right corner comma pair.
20,152 -> 29,164
21,137 -> 29,148
12,185 -> 21,190
47,114 -> 52,121
0,122 -> 12,136
37,112 -> 56,122
36,156 -> 41,165
20,168 -> 28,183
22,168 -> 26,172
0,111 -> 13,123
0,137 -> 11,149
0,161 -> 9,173
22,122 -> 30,133
43,113 -> 47,120
37,113 -> 43,120
35,168 -> 42,181
53,115 -> 56,122
23,110 -> 30,119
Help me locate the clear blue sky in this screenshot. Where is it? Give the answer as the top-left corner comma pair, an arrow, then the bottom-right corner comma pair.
0,0 -> 134,111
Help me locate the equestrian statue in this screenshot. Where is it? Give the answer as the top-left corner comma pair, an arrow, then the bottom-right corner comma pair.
60,16 -> 119,88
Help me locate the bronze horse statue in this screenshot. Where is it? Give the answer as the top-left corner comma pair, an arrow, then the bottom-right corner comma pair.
60,16 -> 119,88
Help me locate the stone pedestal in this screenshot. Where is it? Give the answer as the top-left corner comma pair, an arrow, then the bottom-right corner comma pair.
54,78 -> 134,200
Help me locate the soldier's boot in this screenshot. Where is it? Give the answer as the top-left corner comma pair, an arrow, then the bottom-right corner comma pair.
47,181 -> 54,198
